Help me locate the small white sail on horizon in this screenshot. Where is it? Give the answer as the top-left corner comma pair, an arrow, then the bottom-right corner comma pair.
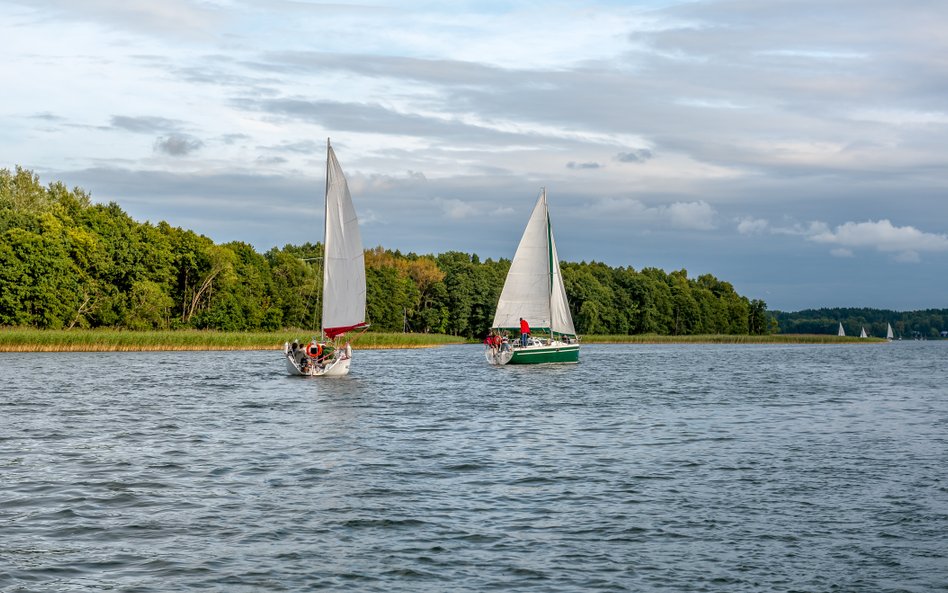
859,326 -> 868,338
838,322 -> 845,337
284,140 -> 367,376
886,323 -> 894,340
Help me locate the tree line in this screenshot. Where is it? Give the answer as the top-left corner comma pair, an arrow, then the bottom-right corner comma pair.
772,308 -> 948,339
1,166 -> 774,337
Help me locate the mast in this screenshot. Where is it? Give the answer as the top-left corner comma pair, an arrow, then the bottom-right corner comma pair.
322,138 -> 330,342
544,188 -> 553,342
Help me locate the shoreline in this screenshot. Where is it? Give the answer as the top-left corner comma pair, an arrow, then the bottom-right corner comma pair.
0,329 -> 467,353
582,334 -> 889,344
0,329 -> 893,352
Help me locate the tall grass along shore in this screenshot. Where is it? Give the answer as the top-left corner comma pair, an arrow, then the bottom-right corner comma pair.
0,329 -> 466,352
0,329 -> 890,352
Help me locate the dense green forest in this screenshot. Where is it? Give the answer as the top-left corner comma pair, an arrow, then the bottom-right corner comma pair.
1,166 -> 775,338
773,308 -> 948,339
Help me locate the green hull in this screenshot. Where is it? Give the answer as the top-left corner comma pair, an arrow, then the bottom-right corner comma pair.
507,344 -> 579,364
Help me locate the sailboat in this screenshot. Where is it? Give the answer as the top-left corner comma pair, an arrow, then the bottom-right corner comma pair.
838,322 -> 846,337
886,323 -> 894,341
486,188 -> 579,365
284,140 -> 367,376
859,326 -> 868,338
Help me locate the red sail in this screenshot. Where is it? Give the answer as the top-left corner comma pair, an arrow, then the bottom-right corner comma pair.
324,322 -> 367,339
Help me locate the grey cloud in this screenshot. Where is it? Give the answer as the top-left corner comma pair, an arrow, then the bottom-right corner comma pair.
256,155 -> 288,165
566,161 -> 601,170
239,97 -> 549,147
30,111 -> 64,121
267,140 -> 321,154
112,115 -> 182,134
256,51 -> 517,89
616,149 -> 653,163
220,133 -> 251,145
154,134 -> 204,156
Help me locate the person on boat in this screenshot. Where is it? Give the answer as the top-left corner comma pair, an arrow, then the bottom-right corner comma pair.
501,333 -> 510,352
290,341 -> 307,367
519,318 -> 530,348
484,331 -> 498,355
319,343 -> 335,364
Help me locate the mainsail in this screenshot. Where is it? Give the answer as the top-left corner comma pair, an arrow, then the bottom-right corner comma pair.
492,189 -> 576,337
838,322 -> 845,337
321,142 -> 367,339
886,323 -> 894,340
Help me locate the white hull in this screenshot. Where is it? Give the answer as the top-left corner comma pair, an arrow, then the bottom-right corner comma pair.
284,343 -> 352,377
485,346 -> 514,366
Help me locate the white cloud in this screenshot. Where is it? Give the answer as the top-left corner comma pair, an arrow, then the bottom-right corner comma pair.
667,200 -> 716,230
807,219 -> 948,261
587,198 -> 716,230
435,197 -> 477,220
893,250 -> 920,263
737,216 -> 768,235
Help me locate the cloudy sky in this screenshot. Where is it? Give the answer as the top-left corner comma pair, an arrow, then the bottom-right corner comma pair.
3,0 -> 947,311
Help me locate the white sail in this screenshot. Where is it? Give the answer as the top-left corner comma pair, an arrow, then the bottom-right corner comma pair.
859,326 -> 867,338
321,143 -> 367,338
886,323 -> 894,340
492,189 -> 576,337
838,322 -> 845,337
549,226 -> 576,336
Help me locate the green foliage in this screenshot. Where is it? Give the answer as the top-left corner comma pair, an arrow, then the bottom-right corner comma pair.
772,308 -> 947,339
0,166 -> 777,338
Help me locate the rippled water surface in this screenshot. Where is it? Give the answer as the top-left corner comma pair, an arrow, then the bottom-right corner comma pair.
2,342 -> 947,592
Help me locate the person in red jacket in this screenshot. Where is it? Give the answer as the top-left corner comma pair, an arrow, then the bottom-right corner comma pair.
484,331 -> 499,355
519,317 -> 530,347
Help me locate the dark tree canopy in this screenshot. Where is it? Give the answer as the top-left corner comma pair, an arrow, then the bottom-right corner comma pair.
772,308 -> 947,340
1,167 -> 785,337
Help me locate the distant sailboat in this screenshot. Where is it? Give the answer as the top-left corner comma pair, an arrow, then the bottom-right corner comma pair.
859,327 -> 868,338
838,322 -> 846,337
886,323 -> 894,341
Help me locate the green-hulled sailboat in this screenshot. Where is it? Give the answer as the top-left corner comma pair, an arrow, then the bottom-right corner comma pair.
486,188 -> 579,365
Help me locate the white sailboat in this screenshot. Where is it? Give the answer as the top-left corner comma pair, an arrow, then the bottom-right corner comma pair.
284,140 -> 367,376
486,188 -> 579,365
838,322 -> 846,337
886,323 -> 894,341
859,326 -> 868,338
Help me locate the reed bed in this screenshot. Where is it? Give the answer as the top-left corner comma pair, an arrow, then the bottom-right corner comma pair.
583,333 -> 887,344
0,329 -> 886,352
0,328 -> 466,352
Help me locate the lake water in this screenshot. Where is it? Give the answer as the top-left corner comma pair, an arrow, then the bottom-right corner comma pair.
1,342 -> 946,592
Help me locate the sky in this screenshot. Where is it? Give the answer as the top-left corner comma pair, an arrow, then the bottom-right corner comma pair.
2,0 -> 947,312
